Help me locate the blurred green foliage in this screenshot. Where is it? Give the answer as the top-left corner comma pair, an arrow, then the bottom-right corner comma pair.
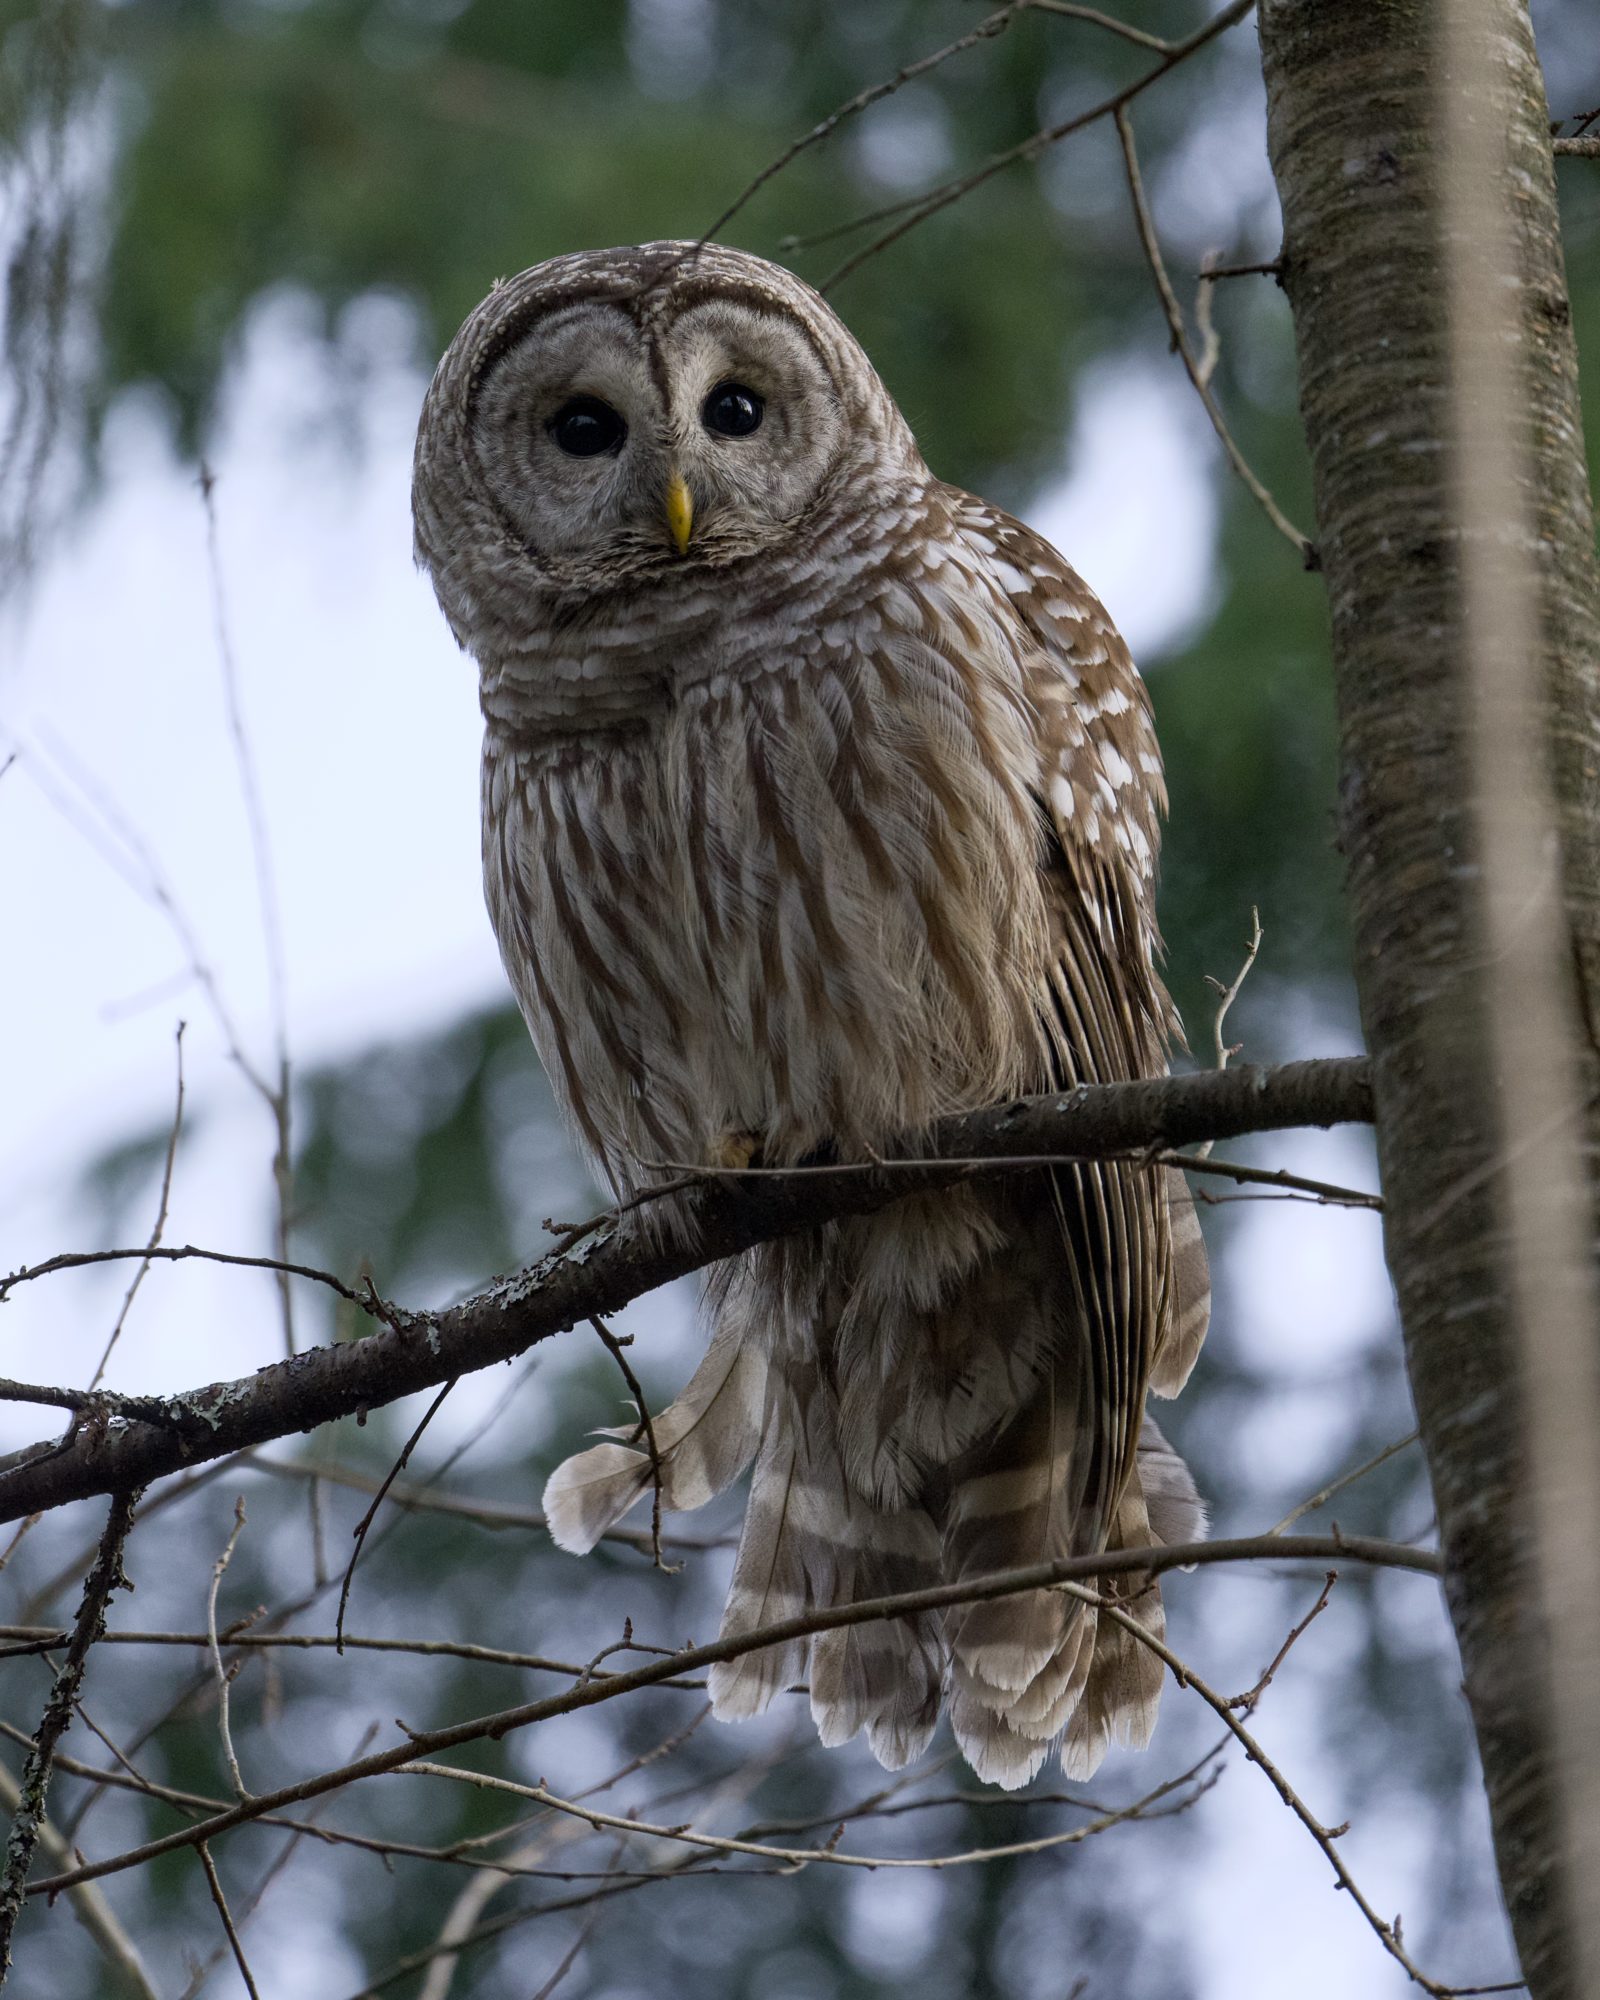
6,0 -> 1598,1994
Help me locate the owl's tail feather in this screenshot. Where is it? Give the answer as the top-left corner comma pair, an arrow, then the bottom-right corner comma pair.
708,1384 -> 946,1765
948,1415 -> 1205,1789
542,1321 -> 765,1555
705,1414 -> 816,1720
809,1509 -> 945,1770
943,1386 -> 1097,1788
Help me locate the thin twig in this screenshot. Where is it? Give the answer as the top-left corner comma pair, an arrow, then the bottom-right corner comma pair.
1081,1582 -> 1498,1996
1194,250 -> 1223,388
88,1022 -> 187,1393
1115,107 -> 1316,562
1027,1 -> 1170,48
0,1242 -> 381,1314
335,1381 -> 457,1652
196,1844 -> 263,2000
0,1488 -> 137,1982
588,1319 -> 673,1571
199,464 -> 296,1366
1269,1430 -> 1422,1537
820,0 -> 1258,291
206,1499 -> 251,1800
395,1752 -> 1221,1873
244,1451 -> 730,1554
702,2 -> 1034,244
0,1626 -> 711,1685
17,739 -> 271,1100
1233,1571 -> 1338,1716
22,1531 -> 1437,1901
1194,904 -> 1263,1158
182,1731 -> 376,2000
649,1143 -> 1379,1211
0,1761 -> 159,2000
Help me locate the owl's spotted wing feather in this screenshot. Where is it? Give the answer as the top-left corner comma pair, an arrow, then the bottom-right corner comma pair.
952,494 -> 1212,1403
931,495 -> 1211,1779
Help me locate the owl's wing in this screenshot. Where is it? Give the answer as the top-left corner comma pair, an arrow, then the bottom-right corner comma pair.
948,490 -> 1211,1477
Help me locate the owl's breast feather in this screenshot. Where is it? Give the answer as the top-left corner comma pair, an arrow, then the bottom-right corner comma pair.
481,609 -> 1057,1188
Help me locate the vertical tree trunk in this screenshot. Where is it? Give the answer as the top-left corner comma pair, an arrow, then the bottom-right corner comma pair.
1258,4 -> 1600,1994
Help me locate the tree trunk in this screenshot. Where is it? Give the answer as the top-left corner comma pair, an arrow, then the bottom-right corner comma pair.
1258,4 -> 1600,1994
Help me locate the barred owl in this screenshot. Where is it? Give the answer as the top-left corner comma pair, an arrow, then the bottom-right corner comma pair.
413,242 -> 1209,1788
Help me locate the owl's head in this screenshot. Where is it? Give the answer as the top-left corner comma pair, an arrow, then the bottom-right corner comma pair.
413,242 -> 920,648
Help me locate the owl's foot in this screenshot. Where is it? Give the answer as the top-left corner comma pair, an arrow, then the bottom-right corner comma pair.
706,1129 -> 762,1172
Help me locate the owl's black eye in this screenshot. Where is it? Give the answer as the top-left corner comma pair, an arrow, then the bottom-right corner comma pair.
548,397 -> 626,457
702,382 -> 764,438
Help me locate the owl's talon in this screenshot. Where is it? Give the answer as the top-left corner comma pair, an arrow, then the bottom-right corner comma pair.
706,1130 -> 761,1172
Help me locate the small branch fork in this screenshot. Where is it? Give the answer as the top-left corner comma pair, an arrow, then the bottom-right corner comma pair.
814,0 -> 1260,292
1113,109 -> 1316,564
588,1320 -> 674,1572
0,1057 -> 1373,1522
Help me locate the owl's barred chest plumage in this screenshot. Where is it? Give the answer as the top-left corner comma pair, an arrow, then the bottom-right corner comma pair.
415,242 -> 1210,1788
483,494 -> 1092,1181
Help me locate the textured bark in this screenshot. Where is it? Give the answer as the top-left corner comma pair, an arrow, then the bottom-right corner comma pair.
0,1056 -> 1370,1522
1260,5 -> 1600,1993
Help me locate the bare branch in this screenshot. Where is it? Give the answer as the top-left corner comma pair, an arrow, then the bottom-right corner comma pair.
1026,2 -> 1171,50
335,1381 -> 456,1651
819,0 -> 1257,291
1083,1582 -> 1517,1996
1269,1430 -> 1421,1537
89,1021 -> 187,1394
653,1140 -> 1381,1211
701,3 -> 1034,244
0,1487 -> 137,1982
395,1750 -> 1219,1872
196,1844 -> 263,2000
1,1242 -> 378,1314
205,1499 -> 251,1800
0,1626 -> 711,1686
0,1762 -> 159,2000
22,1529 -> 1435,1900
0,1057 -> 1371,1522
1114,107 -> 1315,562
588,1320 -> 673,1572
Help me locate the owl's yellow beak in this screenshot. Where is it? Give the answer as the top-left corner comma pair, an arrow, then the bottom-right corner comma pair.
665,472 -> 694,555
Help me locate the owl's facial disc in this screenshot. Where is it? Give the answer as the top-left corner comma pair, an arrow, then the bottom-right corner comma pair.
471,302 -> 668,577
469,289 -> 848,587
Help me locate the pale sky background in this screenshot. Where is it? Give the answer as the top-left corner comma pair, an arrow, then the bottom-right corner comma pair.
0,287 -> 1491,1999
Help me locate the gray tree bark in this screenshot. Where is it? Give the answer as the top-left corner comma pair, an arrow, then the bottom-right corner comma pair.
1259,5 -> 1600,1994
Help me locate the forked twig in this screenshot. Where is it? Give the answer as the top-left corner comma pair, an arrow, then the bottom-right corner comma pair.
819,0 -> 1258,291
1114,107 -> 1316,563
588,1319 -> 675,1572
1194,904 -> 1263,1158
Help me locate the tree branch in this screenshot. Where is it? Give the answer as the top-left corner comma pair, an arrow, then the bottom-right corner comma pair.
23,1527 -> 1432,1900
0,1056 -> 1370,1524
0,1489 -> 137,1982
